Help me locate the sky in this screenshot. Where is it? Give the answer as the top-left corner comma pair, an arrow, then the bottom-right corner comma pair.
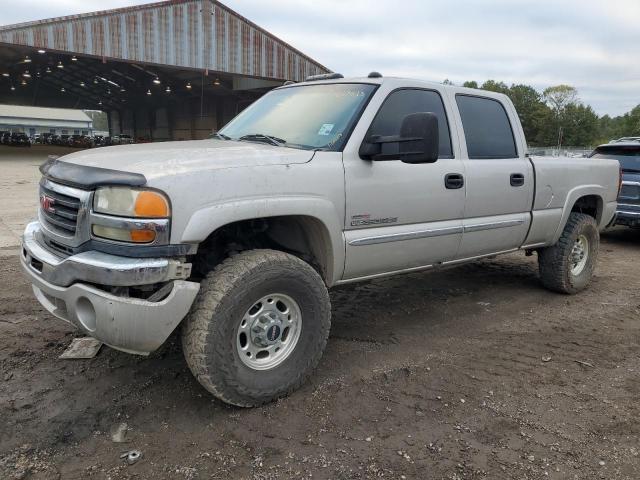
1,0 -> 638,116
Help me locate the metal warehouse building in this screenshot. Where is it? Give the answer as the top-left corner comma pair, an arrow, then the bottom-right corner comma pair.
0,105 -> 93,136
0,0 -> 329,141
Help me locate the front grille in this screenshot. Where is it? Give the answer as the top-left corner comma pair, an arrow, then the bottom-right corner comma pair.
40,185 -> 81,235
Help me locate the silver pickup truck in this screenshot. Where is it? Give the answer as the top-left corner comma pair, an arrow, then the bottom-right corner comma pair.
21,74 -> 620,406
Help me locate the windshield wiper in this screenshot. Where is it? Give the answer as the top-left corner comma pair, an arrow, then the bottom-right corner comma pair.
238,134 -> 286,147
210,132 -> 231,140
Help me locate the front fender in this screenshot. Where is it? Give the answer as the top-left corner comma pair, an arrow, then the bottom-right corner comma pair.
180,196 -> 345,285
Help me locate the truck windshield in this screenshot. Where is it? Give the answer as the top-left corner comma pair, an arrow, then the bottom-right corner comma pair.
590,146 -> 640,172
219,83 -> 377,151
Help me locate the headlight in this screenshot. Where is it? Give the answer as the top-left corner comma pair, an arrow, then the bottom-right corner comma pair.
92,187 -> 170,244
93,187 -> 170,218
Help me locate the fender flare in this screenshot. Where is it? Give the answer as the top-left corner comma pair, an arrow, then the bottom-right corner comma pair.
551,185 -> 605,244
180,196 -> 345,285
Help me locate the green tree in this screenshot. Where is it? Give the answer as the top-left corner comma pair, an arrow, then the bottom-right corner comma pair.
618,105 -> 640,137
560,104 -> 599,146
508,84 -> 553,146
542,85 -> 578,114
481,80 -> 510,95
542,85 -> 580,147
598,114 -> 613,142
462,80 -> 478,89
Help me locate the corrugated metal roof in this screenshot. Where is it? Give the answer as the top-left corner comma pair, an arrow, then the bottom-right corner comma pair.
0,0 -> 330,82
0,104 -> 91,122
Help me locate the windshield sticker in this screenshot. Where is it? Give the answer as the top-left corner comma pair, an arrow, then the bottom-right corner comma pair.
318,124 -> 334,136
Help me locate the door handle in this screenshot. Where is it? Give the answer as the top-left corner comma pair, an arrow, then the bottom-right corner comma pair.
445,173 -> 464,189
510,173 -> 525,187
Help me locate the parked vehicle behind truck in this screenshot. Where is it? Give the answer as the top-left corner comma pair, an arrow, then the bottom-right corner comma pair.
10,132 -> 31,147
21,75 -> 620,406
591,140 -> 640,227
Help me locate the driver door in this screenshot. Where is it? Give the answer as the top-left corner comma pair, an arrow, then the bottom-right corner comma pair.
342,88 -> 466,280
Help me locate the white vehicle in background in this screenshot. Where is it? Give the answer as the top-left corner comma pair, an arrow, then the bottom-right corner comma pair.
111,134 -> 134,145
612,137 -> 640,143
21,74 -> 619,406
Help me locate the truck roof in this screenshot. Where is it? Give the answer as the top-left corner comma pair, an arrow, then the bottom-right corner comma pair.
278,75 -> 510,101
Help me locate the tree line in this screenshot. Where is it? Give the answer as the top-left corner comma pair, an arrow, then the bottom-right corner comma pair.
443,79 -> 639,147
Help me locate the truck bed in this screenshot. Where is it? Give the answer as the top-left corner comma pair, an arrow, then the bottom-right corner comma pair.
523,155 -> 619,248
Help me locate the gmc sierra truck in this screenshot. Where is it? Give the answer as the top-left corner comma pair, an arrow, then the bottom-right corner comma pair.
21,74 -> 620,406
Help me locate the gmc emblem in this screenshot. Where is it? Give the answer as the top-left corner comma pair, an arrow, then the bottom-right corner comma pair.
40,195 -> 56,214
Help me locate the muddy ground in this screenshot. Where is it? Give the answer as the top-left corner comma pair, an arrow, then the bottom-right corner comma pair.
1,226 -> 639,480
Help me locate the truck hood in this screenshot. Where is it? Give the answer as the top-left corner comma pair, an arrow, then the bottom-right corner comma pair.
59,139 -> 315,181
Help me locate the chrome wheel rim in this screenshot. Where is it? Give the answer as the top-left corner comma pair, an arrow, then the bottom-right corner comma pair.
236,293 -> 302,370
570,234 -> 589,276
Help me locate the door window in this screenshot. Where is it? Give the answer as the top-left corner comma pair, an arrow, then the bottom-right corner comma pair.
456,95 -> 517,159
367,89 -> 453,158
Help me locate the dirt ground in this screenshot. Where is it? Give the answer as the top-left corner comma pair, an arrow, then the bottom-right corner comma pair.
0,146 -> 638,479
0,226 -> 638,480
0,145 -> 81,248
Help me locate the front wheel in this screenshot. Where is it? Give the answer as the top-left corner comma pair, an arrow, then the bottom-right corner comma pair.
181,249 -> 331,407
538,212 -> 599,294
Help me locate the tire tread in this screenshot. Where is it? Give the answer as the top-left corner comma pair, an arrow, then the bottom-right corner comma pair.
538,212 -> 598,294
182,249 -> 330,407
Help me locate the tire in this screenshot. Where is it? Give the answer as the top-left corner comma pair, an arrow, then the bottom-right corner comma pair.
182,249 -> 331,407
538,212 -> 599,294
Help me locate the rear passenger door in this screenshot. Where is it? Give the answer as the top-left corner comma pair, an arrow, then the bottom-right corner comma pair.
452,94 -> 534,258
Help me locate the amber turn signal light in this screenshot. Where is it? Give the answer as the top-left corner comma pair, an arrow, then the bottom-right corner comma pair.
134,191 -> 170,218
93,225 -> 157,244
130,229 -> 157,243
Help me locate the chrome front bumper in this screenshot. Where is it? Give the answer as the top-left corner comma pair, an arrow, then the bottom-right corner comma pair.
21,221 -> 200,355
22,221 -> 190,287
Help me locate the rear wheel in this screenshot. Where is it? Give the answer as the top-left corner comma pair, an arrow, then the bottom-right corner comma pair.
182,249 -> 331,407
538,212 -> 599,294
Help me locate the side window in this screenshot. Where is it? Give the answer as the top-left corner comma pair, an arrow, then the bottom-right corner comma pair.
367,89 -> 453,159
456,95 -> 517,159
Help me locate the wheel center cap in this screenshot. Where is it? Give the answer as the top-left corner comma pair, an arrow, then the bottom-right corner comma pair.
267,325 -> 281,342
251,313 -> 283,347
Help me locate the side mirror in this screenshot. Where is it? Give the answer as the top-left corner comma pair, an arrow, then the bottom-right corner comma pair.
359,112 -> 439,164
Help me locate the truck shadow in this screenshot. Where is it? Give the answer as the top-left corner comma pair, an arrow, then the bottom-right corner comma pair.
329,255 -> 540,345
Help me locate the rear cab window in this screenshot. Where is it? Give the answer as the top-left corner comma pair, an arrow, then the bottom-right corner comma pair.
456,95 -> 517,159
